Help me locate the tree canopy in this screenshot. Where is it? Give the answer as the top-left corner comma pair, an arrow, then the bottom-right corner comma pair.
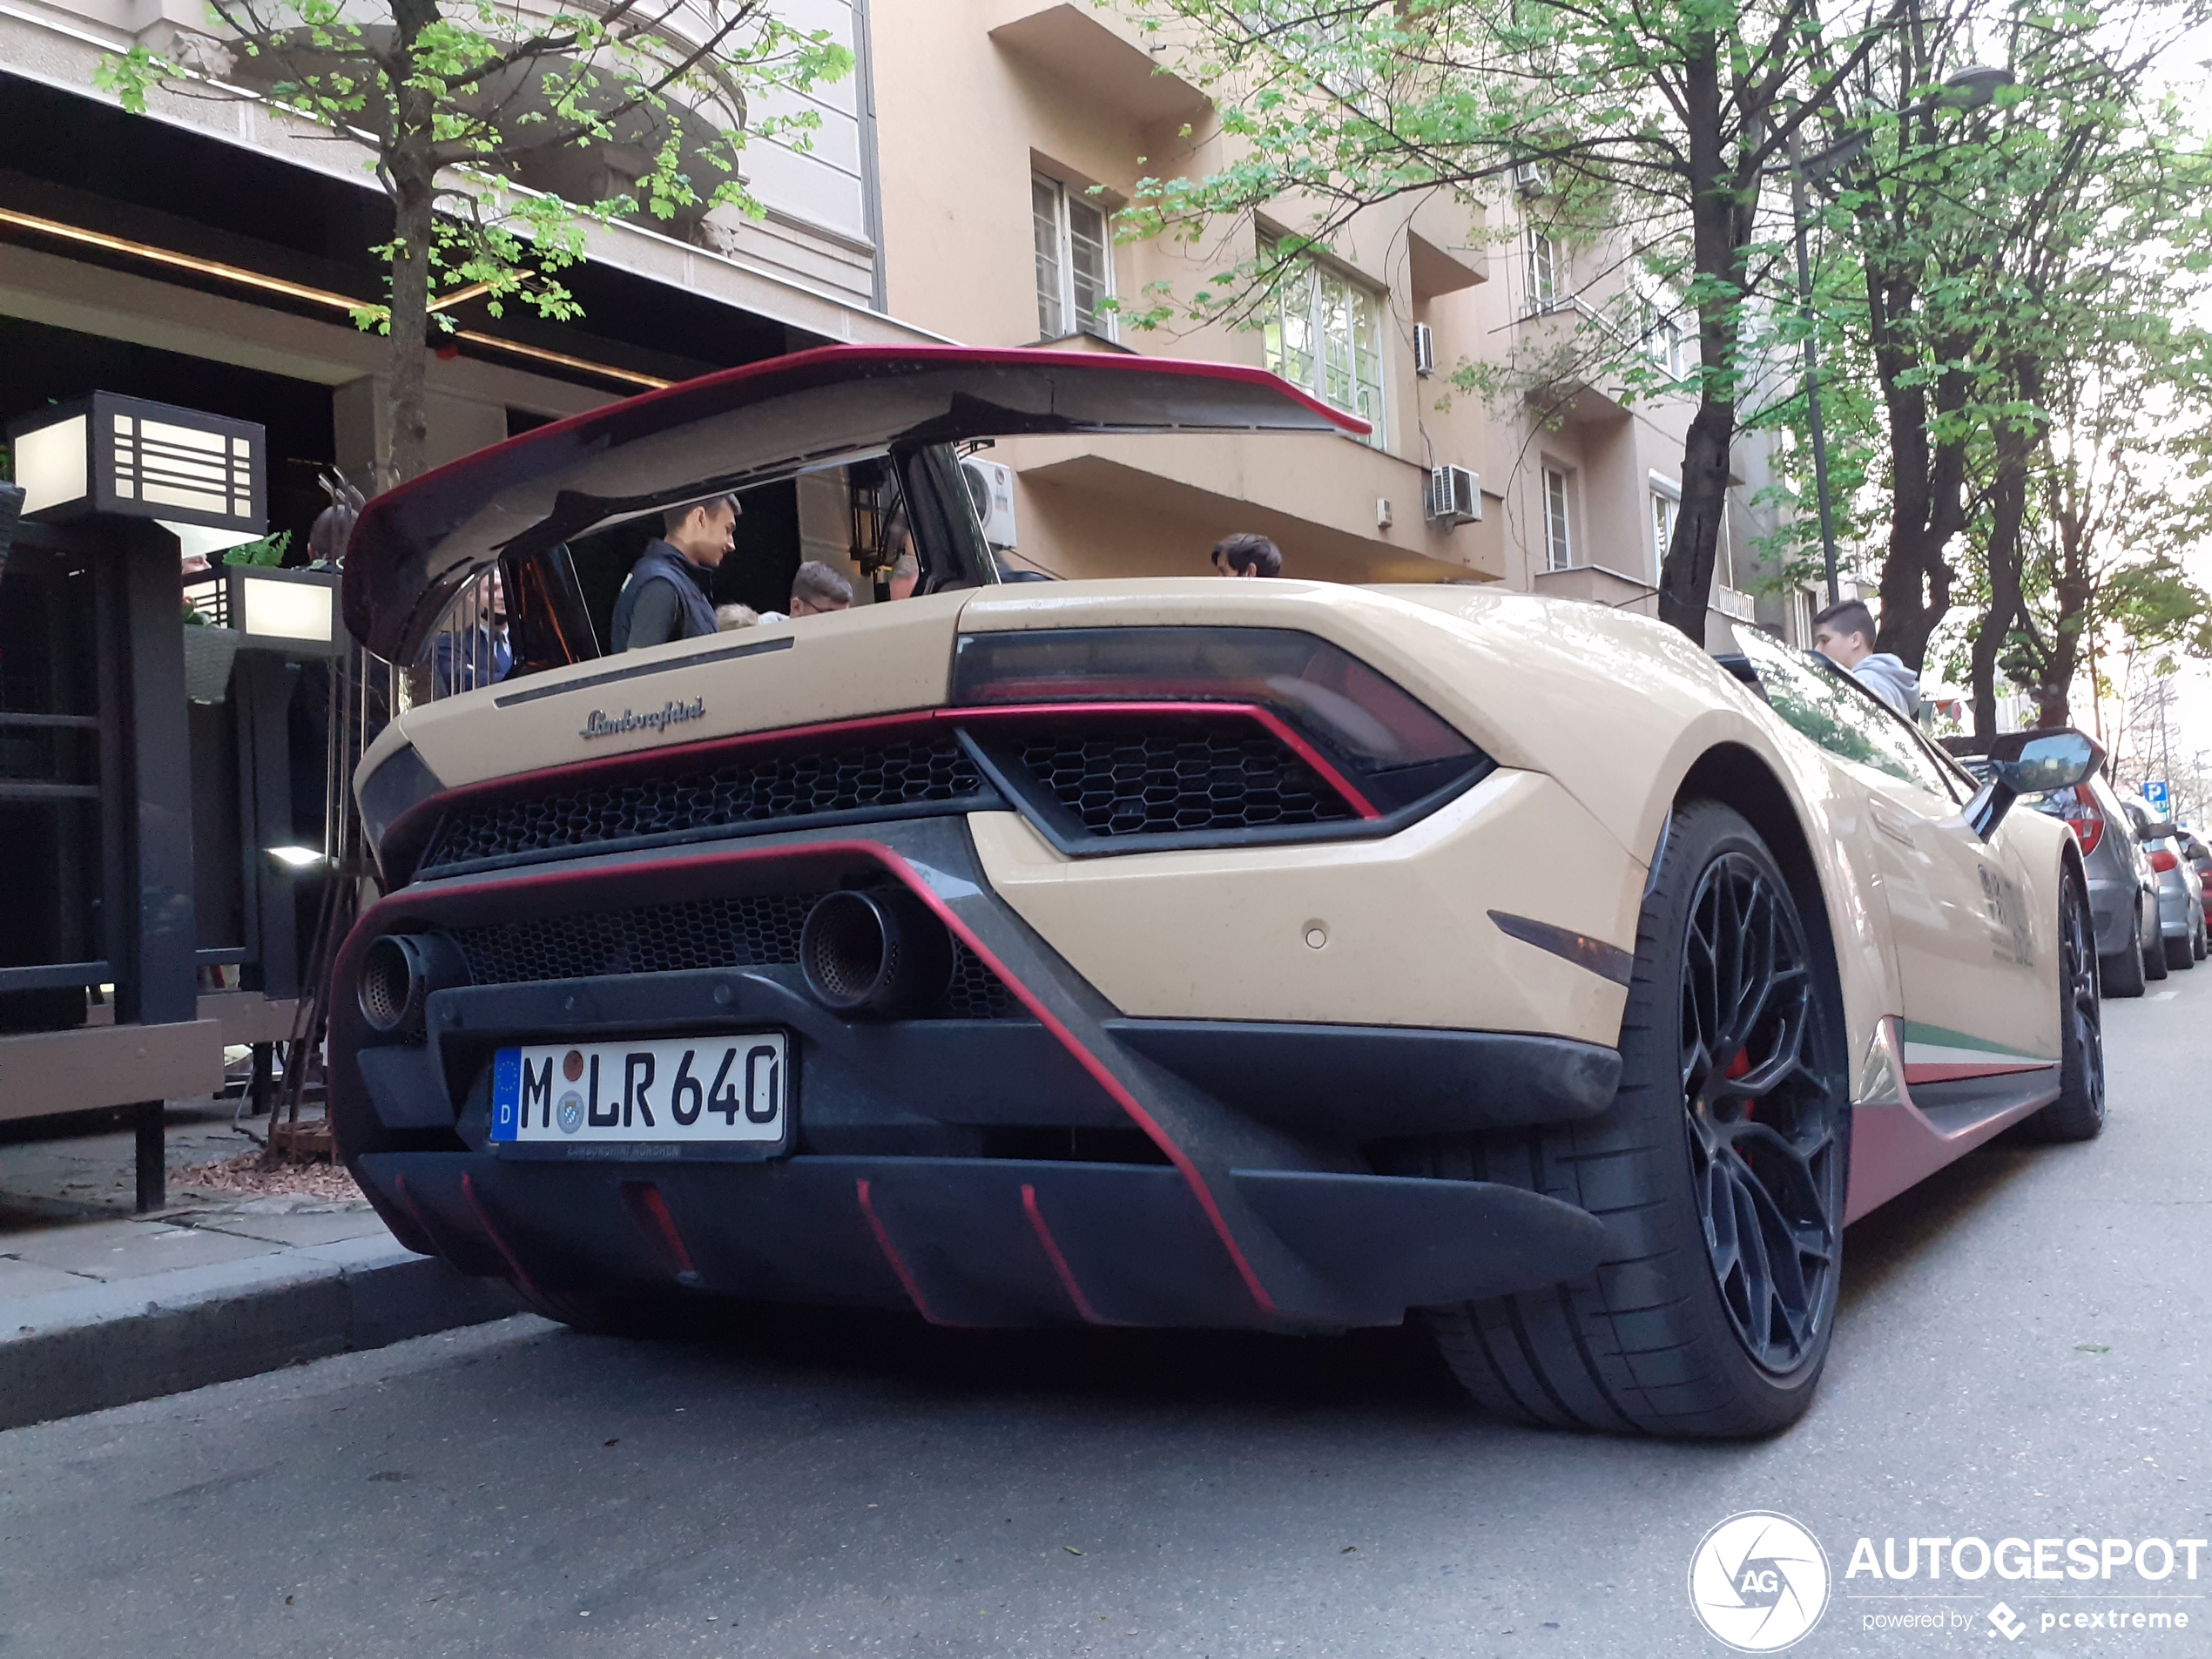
103,0 -> 850,483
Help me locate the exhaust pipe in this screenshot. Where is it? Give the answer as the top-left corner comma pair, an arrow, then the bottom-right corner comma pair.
800,889 -> 954,1017
358,933 -> 469,1033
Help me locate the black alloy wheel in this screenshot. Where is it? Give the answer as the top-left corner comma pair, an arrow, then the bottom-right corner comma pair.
1678,851 -> 1846,1375
1397,800 -> 1847,1438
2019,877 -> 2106,1143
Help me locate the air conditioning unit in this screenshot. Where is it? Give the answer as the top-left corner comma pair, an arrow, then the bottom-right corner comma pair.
1511,162 -> 1548,197
1426,464 -> 1481,527
1413,321 -> 1435,379
960,456 -> 1018,550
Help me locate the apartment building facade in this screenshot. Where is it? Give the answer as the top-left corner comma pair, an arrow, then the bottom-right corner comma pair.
0,0 -> 915,493
870,0 -> 1802,641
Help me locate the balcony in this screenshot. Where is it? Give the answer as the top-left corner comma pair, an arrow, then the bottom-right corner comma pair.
988,4 -> 1211,125
999,427 -> 1506,583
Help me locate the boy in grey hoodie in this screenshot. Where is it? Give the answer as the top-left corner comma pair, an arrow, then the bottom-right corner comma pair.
1812,598 -> 1922,720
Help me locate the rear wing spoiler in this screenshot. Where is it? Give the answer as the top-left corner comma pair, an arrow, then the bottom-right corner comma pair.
342,345 -> 1366,664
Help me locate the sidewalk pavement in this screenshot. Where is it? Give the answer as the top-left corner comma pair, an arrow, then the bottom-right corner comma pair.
0,1101 -> 516,1431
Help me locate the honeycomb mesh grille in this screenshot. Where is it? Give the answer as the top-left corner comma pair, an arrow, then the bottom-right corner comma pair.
1001,716 -> 1359,838
419,734 -> 988,874
447,892 -> 1022,1020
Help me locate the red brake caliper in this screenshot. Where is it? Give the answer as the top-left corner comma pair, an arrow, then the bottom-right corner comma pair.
1727,1047 -> 1753,1117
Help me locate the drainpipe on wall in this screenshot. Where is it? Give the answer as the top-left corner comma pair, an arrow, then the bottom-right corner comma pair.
851,0 -> 887,315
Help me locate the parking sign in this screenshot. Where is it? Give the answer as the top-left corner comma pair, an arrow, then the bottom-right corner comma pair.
2144,779 -> 2169,812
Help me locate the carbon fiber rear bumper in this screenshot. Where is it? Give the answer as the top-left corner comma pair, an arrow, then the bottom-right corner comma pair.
334,818 -> 1620,1331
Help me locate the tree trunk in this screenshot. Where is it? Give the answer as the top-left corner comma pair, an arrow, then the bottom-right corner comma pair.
1654,32 -> 1750,646
1659,399 -> 1737,640
386,159 -> 434,487
1971,410 -> 2035,738
384,0 -> 441,486
1860,247 -> 1970,672
2032,490 -> 2094,728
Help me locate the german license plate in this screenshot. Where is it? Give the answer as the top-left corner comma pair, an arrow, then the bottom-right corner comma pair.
489,1035 -> 789,1150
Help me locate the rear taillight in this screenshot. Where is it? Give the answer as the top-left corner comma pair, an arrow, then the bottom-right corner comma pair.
2150,848 -> 2179,873
950,626 -> 1489,817
2065,812 -> 2105,856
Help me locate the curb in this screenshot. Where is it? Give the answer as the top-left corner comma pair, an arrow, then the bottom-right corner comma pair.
0,1234 -> 521,1431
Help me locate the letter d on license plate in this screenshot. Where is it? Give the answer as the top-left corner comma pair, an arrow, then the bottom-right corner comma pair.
490,1034 -> 789,1153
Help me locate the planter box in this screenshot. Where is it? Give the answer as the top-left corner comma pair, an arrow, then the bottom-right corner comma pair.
181,623 -> 243,704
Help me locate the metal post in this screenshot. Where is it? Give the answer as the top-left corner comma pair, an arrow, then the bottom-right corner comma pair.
1789,128 -> 1843,608
115,520 -> 199,1025
113,518 -> 198,1214
134,1101 -> 165,1212
248,1041 -> 273,1117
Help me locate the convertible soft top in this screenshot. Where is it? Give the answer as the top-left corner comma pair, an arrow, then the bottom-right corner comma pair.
342,345 -> 1366,663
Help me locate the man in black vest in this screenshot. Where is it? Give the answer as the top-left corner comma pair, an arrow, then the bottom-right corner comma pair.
610,495 -> 738,651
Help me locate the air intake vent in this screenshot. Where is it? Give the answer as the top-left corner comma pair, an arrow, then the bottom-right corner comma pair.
415,732 -> 993,878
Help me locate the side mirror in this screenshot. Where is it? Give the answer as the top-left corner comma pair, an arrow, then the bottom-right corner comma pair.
1966,728 -> 2104,840
2138,819 -> 2181,842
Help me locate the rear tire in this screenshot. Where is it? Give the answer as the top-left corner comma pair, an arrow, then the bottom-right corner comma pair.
2017,875 -> 2105,1144
1406,801 -> 1848,1440
2164,932 -> 2194,972
2146,927 -> 2169,981
2103,902 -> 2148,998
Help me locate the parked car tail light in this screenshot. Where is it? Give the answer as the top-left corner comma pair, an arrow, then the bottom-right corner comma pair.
2033,786 -> 2105,856
2150,847 -> 2180,873
2065,807 -> 2105,856
950,627 -> 1489,817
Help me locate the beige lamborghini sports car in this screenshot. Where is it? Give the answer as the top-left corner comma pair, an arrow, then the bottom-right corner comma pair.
336,347 -> 2104,1439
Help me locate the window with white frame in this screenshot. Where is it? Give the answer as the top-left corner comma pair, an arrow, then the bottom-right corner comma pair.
1543,465 -> 1574,570
1260,239 -> 1386,439
1650,485 -> 1679,574
1790,586 -> 1815,648
1643,300 -> 1689,377
1032,173 -> 1114,341
1527,229 -> 1560,310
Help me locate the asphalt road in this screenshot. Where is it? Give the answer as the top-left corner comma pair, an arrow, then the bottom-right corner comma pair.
3,971 -> 2208,1659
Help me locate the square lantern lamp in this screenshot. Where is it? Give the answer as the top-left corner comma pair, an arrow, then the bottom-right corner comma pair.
10,393 -> 266,538
224,563 -> 341,658
9,394 -> 335,651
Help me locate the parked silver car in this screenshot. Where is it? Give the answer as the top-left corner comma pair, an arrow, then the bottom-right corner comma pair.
2123,799 -> 2206,972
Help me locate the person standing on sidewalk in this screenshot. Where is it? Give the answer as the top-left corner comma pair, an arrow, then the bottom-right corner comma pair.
611,496 -> 738,650
1812,598 -> 1922,720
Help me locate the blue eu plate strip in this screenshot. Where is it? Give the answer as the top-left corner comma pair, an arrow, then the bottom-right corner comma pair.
490,1047 -> 521,1142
